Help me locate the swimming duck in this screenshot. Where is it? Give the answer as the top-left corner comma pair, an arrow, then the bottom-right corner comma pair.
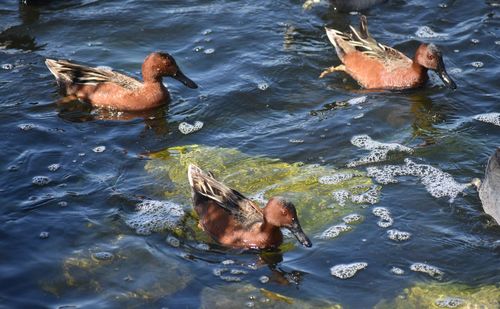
45,52 -> 198,111
187,164 -> 312,250
473,148 -> 500,224
320,15 -> 456,90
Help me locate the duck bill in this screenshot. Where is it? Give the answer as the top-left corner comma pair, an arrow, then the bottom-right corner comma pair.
173,69 -> 198,89
288,222 -> 312,248
435,60 -> 457,90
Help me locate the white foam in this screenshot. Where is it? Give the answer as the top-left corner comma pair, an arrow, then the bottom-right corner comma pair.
390,267 -> 405,275
415,26 -> 448,39
166,235 -> 180,247
435,297 -> 464,308
319,172 -> 360,185
317,223 -> 352,239
331,186 -> 380,206
18,123 -> 35,131
204,48 -> 215,54
330,262 -> 367,279
257,82 -> 269,91
179,121 -> 204,134
387,229 -> 411,241
32,176 -> 51,186
48,164 -> 60,172
347,135 -> 413,167
473,112 -> 500,126
367,158 -> 470,202
410,262 -> 444,279
331,190 -> 350,207
342,213 -> 362,224
372,207 -> 394,228
347,96 -> 367,105
471,61 -> 484,68
125,200 -> 185,235
289,139 -> 304,144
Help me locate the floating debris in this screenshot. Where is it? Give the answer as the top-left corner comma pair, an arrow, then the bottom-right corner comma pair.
179,121 -> 204,135
125,200 -> 185,235
347,135 -> 413,167
390,267 -> 405,275
372,207 -> 394,228
387,229 -> 412,241
330,262 -> 367,279
342,213 -> 362,224
367,158 -> 470,202
317,223 -> 352,239
410,262 -> 444,279
415,26 -> 448,39
473,112 -> 500,127
92,146 -> 106,153
32,176 -> 51,186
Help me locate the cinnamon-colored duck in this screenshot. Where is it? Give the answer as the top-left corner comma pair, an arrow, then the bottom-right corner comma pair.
320,15 -> 457,90
187,164 -> 312,250
45,52 -> 198,111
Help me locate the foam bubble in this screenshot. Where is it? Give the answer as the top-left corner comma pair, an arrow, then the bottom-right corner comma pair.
204,48 -> 215,54
257,82 -> 269,91
222,259 -> 235,265
435,297 -> 464,308
92,146 -> 106,153
471,61 -> 484,68
347,135 -> 413,167
317,223 -> 352,239
319,172 -> 360,185
259,275 -> 270,284
2,63 -> 14,70
353,113 -> 364,119
387,229 -> 411,241
18,123 -> 35,131
410,262 -> 443,279
179,121 -> 204,134
350,185 -> 379,204
390,267 -> 405,275
330,262 -> 367,279
92,252 -> 114,261
473,112 -> 500,126
372,207 -> 393,228
32,176 -> 51,186
367,158 -> 470,202
289,139 -> 304,144
125,200 -> 185,235
213,267 -> 247,282
166,235 -> 180,247
347,96 -> 367,105
342,213 -> 362,224
331,190 -> 350,206
415,26 -> 448,39
39,231 -> 49,239
48,164 -> 60,172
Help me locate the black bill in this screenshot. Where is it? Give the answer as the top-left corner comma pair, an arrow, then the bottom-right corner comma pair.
289,221 -> 312,248
173,69 -> 198,89
435,58 -> 457,90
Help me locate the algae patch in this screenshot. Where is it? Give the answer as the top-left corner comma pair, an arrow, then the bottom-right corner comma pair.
145,144 -> 377,231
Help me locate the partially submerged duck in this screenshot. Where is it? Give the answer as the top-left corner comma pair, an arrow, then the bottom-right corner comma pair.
187,164 -> 312,250
474,148 -> 500,224
321,15 -> 457,90
46,52 -> 198,111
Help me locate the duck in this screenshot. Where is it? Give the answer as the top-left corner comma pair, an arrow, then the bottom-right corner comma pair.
320,15 -> 457,90
45,52 -> 198,111
472,147 -> 500,224
187,164 -> 312,250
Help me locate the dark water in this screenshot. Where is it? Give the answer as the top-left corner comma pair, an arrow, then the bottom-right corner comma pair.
1,0 -> 499,308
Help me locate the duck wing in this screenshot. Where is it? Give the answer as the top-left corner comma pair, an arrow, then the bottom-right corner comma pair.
45,59 -> 142,91
325,15 -> 410,66
188,164 -> 263,227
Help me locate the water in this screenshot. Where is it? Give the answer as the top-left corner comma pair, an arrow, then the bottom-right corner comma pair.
1,0 -> 499,308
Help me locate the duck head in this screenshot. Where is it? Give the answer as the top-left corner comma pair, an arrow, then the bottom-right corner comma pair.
264,197 -> 312,248
142,52 -> 198,88
415,43 -> 456,89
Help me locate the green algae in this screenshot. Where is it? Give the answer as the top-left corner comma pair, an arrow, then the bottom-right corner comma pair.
145,144 -> 377,233
201,283 -> 342,309
42,235 -> 192,307
375,282 -> 500,309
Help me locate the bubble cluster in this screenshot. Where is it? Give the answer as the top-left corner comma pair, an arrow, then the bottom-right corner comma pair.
387,229 -> 411,241
415,26 -> 448,39
48,164 -> 60,172
92,252 -> 114,261
372,207 -> 394,228
39,231 -> 49,239
435,297 -> 464,308
350,185 -> 380,204
289,139 -> 304,144
2,63 -> 14,70
410,262 -> 444,279
125,200 -> 185,235
179,121 -> 204,134
257,82 -> 269,91
367,158 -> 470,202
18,123 -> 35,131
332,190 -> 350,206
347,135 -> 413,167
317,223 -> 352,239
471,61 -> 484,68
259,275 -> 269,284
166,235 -> 180,247
32,176 -> 51,186
213,266 -> 249,282
92,146 -> 106,153
342,213 -> 362,224
347,96 -> 367,105
204,48 -> 215,54
390,267 -> 405,275
473,112 -> 500,126
319,172 -> 361,185
330,262 -> 368,279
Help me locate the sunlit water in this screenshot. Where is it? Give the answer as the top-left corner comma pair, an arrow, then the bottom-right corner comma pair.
1,0 -> 499,308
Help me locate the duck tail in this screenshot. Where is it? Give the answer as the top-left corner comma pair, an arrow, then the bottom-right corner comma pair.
359,15 -> 370,39
325,27 -> 349,61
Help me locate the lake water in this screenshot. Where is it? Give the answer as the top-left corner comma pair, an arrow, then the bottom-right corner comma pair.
1,0 -> 499,308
